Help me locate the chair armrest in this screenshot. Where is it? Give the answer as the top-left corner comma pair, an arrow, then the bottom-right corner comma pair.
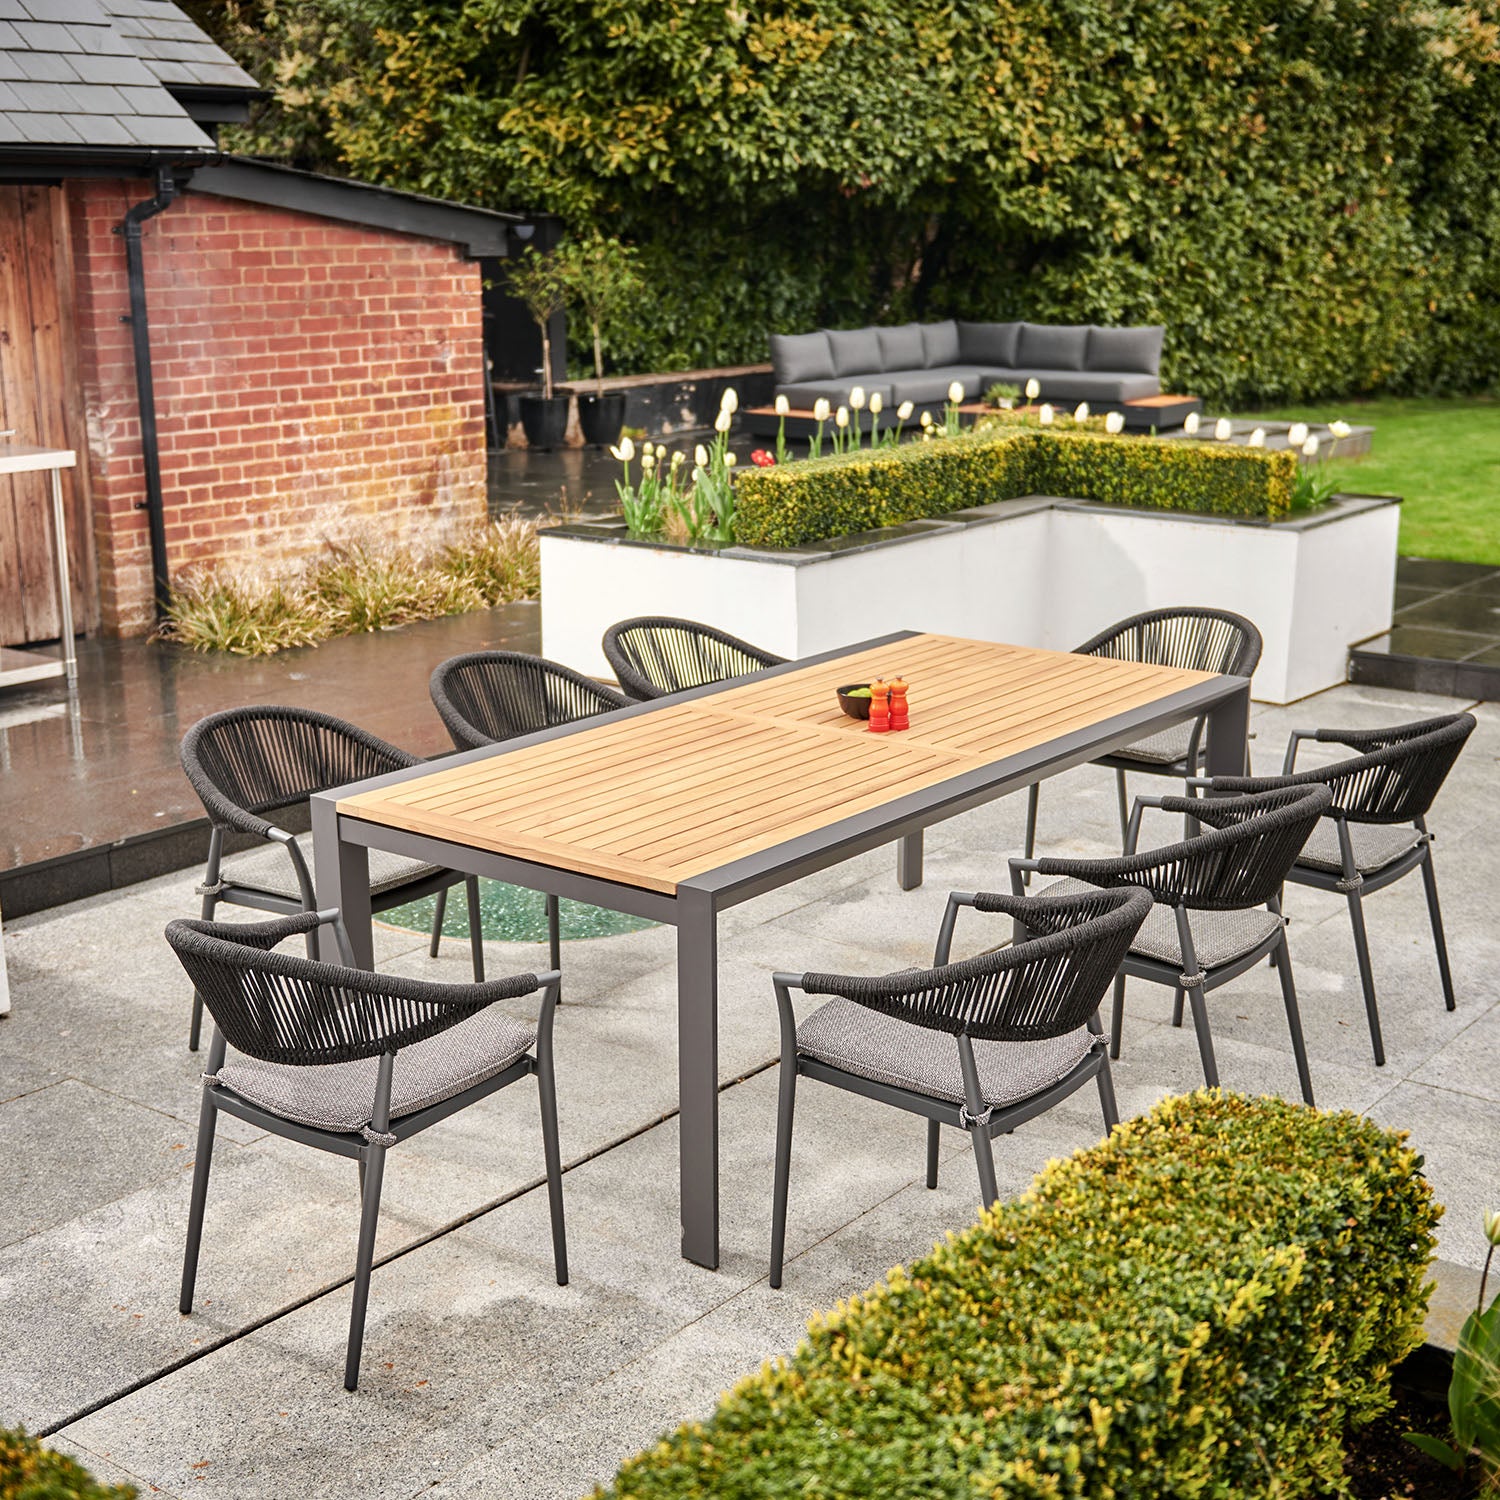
1124,794 -> 1170,854
1281,729 -> 1314,775
265,827 -> 318,909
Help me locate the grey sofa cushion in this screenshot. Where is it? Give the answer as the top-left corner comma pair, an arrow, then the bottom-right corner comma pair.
1016,323 -> 1090,371
885,368 -> 986,404
827,327 -> 883,377
876,322 -> 926,371
957,320 -> 1023,367
777,379 -> 895,410
995,368 -> 1160,403
1087,324 -> 1165,376
770,331 -> 834,385
920,320 -> 961,367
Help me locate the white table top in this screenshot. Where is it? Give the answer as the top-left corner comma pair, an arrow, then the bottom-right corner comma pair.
0,443 -> 77,476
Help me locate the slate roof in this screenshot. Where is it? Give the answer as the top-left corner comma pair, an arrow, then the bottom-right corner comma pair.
0,0 -> 258,154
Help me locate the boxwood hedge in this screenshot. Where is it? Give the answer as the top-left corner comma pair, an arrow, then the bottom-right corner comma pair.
595,1090 -> 1438,1500
0,1428 -> 135,1499
733,429 -> 1298,550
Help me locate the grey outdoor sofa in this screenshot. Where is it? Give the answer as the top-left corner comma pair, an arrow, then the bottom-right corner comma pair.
768,320 -> 1164,411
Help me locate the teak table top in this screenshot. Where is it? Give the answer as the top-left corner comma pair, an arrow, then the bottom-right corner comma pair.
339,635 -> 1213,895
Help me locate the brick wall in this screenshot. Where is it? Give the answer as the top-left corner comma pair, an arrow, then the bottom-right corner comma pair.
69,181 -> 487,635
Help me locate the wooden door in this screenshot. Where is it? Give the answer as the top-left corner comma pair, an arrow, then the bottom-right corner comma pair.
0,184 -> 96,645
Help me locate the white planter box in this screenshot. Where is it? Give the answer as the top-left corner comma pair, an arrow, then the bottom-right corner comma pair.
541,494 -> 1399,705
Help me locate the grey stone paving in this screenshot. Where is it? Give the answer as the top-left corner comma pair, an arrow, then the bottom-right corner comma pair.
1,681 -> 1495,1499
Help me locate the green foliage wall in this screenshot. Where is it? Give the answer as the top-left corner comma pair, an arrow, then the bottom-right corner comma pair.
206,0 -> 1500,406
595,1091 -> 1438,1499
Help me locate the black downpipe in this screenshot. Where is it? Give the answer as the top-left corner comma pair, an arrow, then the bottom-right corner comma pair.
114,166 -> 178,616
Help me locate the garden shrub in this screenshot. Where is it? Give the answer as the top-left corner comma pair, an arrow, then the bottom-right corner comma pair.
595,1090 -> 1438,1499
0,1428 -> 135,1499
733,429 -> 1297,549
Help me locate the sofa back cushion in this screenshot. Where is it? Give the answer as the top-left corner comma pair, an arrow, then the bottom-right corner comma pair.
1086,324 -> 1165,376
770,331 -> 834,385
876,322 -> 926,371
920,320 -> 962,367
1016,322 -> 1090,370
826,327 -> 883,378
957,320 -> 1022,367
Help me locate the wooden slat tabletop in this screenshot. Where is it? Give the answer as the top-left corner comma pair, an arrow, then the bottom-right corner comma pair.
339,635 -> 1213,894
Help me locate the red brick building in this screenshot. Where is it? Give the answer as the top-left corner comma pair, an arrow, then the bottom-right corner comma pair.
0,2 -> 536,639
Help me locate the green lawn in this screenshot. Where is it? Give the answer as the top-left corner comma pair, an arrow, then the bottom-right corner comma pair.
1232,395 -> 1500,564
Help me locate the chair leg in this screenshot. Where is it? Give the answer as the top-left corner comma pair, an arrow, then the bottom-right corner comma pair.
464,877 -> 485,983
344,1140 -> 387,1392
769,1052 -> 798,1289
188,890 -> 218,1053
1420,851 -> 1457,1013
1094,1055 -> 1120,1132
536,1055 -> 568,1288
546,893 -> 562,1004
1272,935 -> 1315,1106
925,1119 -> 940,1189
1171,986 -> 1185,1028
1184,985 -> 1220,1088
1115,769 -> 1130,850
1345,887 -> 1386,1067
178,1089 -> 219,1314
1109,973 -> 1127,1059
969,1122 -> 1000,1209
428,887 -> 447,958
1023,783 -> 1040,885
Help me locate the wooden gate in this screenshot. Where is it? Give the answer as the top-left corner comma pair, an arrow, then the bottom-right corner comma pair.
0,184 -> 96,646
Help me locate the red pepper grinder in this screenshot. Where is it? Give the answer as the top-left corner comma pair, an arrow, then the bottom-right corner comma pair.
889,677 -> 909,731
868,679 -> 891,733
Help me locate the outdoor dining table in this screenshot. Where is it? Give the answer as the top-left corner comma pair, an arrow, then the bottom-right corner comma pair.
310,631 -> 1249,1269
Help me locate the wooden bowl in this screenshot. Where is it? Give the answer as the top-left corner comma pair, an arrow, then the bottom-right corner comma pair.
836,683 -> 872,720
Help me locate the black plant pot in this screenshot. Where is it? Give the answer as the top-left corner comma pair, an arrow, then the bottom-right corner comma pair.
577,391 -> 627,448
519,393 -> 570,450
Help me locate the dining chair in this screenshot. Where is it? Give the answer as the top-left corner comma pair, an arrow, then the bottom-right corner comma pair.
767,883 -> 1151,1287
427,650 -> 629,973
165,909 -> 567,1392
1198,712 -> 1476,1065
180,706 -> 485,1051
1014,782 -> 1331,1105
1023,607 -> 1262,870
601,615 -> 786,701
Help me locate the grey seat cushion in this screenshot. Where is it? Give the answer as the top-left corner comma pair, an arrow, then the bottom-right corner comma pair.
1296,821 -> 1424,876
214,1006 -> 536,1134
1108,721 -> 1197,767
1038,878 -> 1284,970
776,379 -> 895,409
958,320 -> 1023,367
796,995 -> 1097,1108
221,833 -> 444,901
885,367 -> 987,404
876,322 -> 926,371
995,368 -> 1162,402
770,331 -> 834,385
920,320 -> 962,367
1086,325 -> 1164,377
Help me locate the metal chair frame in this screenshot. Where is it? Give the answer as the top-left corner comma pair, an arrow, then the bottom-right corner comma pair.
601,615 -> 786,702
768,885 -> 1151,1287
165,909 -> 566,1392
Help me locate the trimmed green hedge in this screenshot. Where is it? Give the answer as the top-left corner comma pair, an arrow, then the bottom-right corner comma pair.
596,1090 -> 1437,1499
1,1429 -> 135,1499
733,429 -> 1298,549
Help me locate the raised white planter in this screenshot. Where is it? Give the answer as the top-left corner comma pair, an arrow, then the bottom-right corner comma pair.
541,493 -> 1399,705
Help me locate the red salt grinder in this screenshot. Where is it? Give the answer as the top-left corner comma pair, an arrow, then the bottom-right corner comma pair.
868,679 -> 891,733
889,677 -> 910,731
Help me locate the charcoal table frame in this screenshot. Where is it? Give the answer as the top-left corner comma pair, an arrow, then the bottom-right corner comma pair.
310,630 -> 1249,1269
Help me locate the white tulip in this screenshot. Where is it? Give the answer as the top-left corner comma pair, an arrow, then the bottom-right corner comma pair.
1247,427 -> 1266,448
947,381 -> 965,404
869,392 -> 883,415
720,387 -> 738,414
920,410 -> 934,427
714,410 -> 733,433
812,398 -> 831,421
609,437 -> 635,462
694,444 -> 709,467
1286,422 -> 1309,447
1104,411 -> 1125,434
848,386 -> 866,410
1073,402 -> 1090,423
774,394 -> 790,417
1038,403 -> 1055,425
1302,434 -> 1320,457
1214,418 -> 1233,441
835,406 -> 849,428
671,450 -> 685,467
641,453 -> 656,471
1183,411 -> 1200,436
897,400 -> 914,420
1025,378 -> 1041,400
1329,420 -> 1352,438
724,451 -> 737,467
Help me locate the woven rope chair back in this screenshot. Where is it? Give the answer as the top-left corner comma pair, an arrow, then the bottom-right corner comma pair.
800,885 -> 1151,1044
602,616 -> 785,699
1296,714 -> 1474,825
182,707 -> 408,822
166,914 -> 536,1067
1078,606 -> 1263,678
430,651 -> 627,751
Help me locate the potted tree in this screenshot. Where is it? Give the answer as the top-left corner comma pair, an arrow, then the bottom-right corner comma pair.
552,235 -> 643,447
505,247 -> 570,450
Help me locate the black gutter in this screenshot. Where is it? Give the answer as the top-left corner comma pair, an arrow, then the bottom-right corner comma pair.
114,165 -> 179,617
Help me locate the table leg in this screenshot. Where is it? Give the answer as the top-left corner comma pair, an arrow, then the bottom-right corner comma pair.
1205,683 -> 1251,779
49,468 -> 76,680
676,886 -> 719,1269
311,798 -> 373,967
897,832 -> 924,890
